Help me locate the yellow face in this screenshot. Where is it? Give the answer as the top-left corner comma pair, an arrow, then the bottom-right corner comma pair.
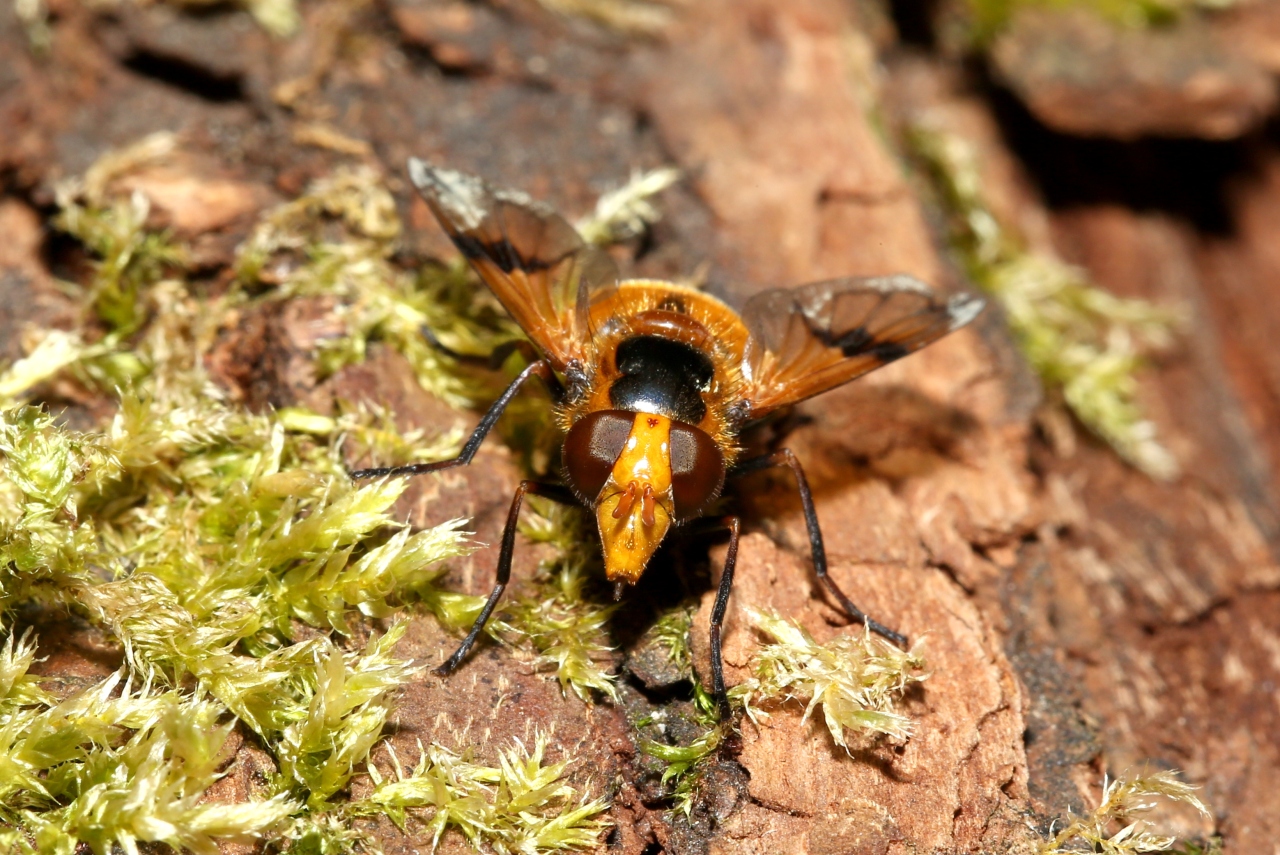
595,413 -> 675,585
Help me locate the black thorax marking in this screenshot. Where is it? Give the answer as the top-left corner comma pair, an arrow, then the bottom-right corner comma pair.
608,335 -> 715,424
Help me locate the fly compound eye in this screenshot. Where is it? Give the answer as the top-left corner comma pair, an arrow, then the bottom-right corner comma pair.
563,410 -> 634,501
670,423 -> 724,520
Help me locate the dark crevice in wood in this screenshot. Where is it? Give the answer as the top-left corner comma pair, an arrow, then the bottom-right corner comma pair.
984,75 -> 1262,236
121,49 -> 246,103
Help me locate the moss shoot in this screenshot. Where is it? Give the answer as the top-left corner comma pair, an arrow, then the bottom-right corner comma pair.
729,609 -> 927,748
1038,770 -> 1215,854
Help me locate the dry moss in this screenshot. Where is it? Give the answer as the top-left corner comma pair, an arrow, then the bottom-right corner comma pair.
729,609 -> 927,748
1039,770 -> 1214,854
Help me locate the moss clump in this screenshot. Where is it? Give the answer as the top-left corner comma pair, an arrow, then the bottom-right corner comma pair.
494,499 -> 620,703
574,167 -> 682,246
908,123 -> 1183,480
649,605 -> 720,719
55,187 -> 185,342
640,726 -> 722,818
632,605 -> 723,816
235,163 -> 515,412
0,139 -> 616,853
730,609 -> 927,748
0,333 -> 105,410
360,733 -> 611,854
0,669 -> 297,855
1038,770 -> 1213,854
640,609 -> 925,814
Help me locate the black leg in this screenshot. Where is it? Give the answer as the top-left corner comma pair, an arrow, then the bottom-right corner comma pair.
729,449 -> 908,647
349,359 -> 561,479
709,515 -> 741,720
435,480 -> 578,675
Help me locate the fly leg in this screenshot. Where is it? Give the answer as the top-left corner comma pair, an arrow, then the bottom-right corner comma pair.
436,480 -> 578,675
349,359 -> 562,479
729,450 -> 908,647
707,515 -> 741,721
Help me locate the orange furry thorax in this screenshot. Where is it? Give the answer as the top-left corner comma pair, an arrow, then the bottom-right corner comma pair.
559,279 -> 748,466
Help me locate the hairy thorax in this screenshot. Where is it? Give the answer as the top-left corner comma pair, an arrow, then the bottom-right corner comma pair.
559,279 -> 750,462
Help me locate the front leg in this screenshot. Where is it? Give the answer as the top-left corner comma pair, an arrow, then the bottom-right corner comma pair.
349,359 -> 560,480
436,480 -> 578,675
729,449 -> 907,647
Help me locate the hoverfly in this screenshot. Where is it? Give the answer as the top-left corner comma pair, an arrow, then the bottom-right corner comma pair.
352,159 -> 984,716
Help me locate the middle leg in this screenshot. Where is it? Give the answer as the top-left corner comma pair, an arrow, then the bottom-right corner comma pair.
729,449 -> 907,647
708,514 -> 742,721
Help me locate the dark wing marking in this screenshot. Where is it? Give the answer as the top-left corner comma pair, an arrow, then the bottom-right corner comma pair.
408,158 -> 620,370
739,274 -> 984,417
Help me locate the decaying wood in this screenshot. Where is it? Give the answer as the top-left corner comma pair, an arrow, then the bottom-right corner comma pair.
3,0 -> 1279,851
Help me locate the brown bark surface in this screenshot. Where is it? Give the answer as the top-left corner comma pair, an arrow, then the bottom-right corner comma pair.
3,0 -> 1280,853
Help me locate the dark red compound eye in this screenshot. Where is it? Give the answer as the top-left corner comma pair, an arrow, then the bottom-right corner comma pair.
670,423 -> 724,521
562,411 -> 634,502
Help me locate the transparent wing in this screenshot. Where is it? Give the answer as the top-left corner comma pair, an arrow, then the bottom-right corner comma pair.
408,158 -> 620,370
740,274 -> 984,417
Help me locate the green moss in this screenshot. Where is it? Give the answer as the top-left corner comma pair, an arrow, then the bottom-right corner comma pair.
655,604 -> 723,720
359,733 -> 611,854
54,191 -> 184,342
0,668 -> 296,854
274,624 -> 421,809
963,0 -> 1233,44
729,610 -> 927,748
14,0 -> 52,53
908,123 -> 1183,480
574,167 -> 682,246
0,140 -> 623,852
0,332 -> 104,408
633,605 -> 725,816
639,609 -> 925,815
640,726 -> 722,818
1038,770 -> 1212,854
494,500 -> 620,703
650,604 -> 695,676
235,164 -> 517,413
967,0 -> 1162,42
0,630 -> 51,713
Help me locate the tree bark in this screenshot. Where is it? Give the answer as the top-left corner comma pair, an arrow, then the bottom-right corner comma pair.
3,0 -> 1279,852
